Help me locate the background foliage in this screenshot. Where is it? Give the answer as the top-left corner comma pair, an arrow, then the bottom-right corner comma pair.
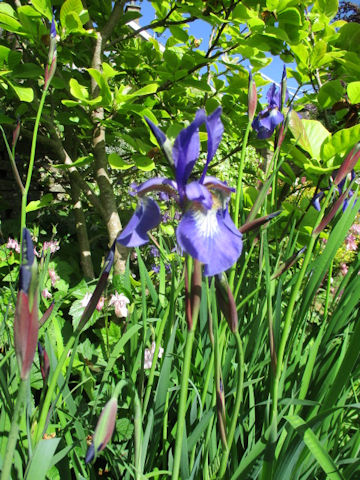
0,0 -> 360,479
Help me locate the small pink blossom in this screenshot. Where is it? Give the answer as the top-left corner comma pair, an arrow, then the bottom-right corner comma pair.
108,292 -> 130,318
351,223 -> 360,236
43,240 -> 60,254
345,234 -> 357,251
340,263 -> 348,276
96,296 -> 105,311
42,288 -> 52,299
33,247 -> 40,257
6,238 -> 20,253
48,268 -> 59,287
81,292 -> 92,308
144,341 -> 164,370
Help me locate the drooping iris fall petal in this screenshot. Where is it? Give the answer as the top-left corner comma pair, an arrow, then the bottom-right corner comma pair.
117,198 -> 161,247
176,206 -> 242,276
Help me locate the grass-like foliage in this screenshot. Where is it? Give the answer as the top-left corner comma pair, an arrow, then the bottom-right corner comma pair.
1,1 -> 360,479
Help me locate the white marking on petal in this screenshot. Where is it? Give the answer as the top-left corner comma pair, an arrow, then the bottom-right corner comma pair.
192,208 -> 219,239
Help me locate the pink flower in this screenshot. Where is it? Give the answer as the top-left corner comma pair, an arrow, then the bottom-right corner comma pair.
351,223 -> 360,236
43,240 -> 60,254
345,234 -> 357,251
108,292 -> 130,318
48,268 -> 59,287
340,263 -> 348,276
144,341 -> 164,369
81,292 -> 92,308
42,288 -> 52,299
33,247 -> 40,258
6,238 -> 20,253
96,296 -> 105,311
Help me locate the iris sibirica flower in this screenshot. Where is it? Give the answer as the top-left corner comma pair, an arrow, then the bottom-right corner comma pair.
252,66 -> 288,139
117,108 -> 243,276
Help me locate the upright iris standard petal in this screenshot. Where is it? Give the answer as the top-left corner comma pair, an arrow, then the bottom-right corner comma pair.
117,197 -> 161,247
185,181 -> 212,209
173,109 -> 206,192
145,117 -> 174,167
136,177 -> 177,197
176,206 -> 243,277
201,107 -> 224,181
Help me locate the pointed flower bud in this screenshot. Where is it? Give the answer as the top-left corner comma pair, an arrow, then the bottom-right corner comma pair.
271,247 -> 306,280
85,397 -> 118,463
333,143 -> 360,187
215,273 -> 238,333
44,17 -> 57,88
38,342 -> 50,382
239,210 -> 281,234
14,228 -> 39,379
12,118 -> 20,149
248,71 -> 257,122
281,65 -> 287,111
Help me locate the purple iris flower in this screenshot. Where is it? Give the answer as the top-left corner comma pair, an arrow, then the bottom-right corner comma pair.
116,108 -> 243,276
252,67 -> 288,139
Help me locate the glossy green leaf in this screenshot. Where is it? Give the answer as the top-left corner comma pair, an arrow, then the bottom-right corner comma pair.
134,154 -> 155,171
321,124 -> 360,161
108,152 -> 134,170
26,193 -> 53,212
315,0 -> 339,19
31,0 -> 52,20
60,0 -> 86,27
288,109 -> 312,153
278,7 -> 302,26
302,119 -> 330,159
347,81 -> 360,105
8,81 -> 33,102
318,80 -> 344,109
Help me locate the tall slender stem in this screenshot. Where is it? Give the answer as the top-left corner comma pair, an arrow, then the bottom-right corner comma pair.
234,121 -> 252,229
172,261 -> 201,480
20,85 -> 50,250
1,379 -> 28,480
218,331 -> 244,478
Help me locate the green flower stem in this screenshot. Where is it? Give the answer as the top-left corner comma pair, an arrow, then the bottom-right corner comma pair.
143,305 -> 170,413
234,120 -> 252,229
20,84 -> 50,250
0,125 -> 24,195
171,261 -> 201,480
1,379 -> 28,480
133,388 -> 142,480
218,331 -> 244,478
34,331 -> 78,444
268,185 -> 336,462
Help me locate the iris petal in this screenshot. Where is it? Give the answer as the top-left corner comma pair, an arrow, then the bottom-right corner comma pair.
136,177 -> 177,196
201,107 -> 224,181
116,198 -> 161,247
145,117 -> 174,166
176,206 -> 242,276
173,109 -> 206,191
185,181 -> 212,209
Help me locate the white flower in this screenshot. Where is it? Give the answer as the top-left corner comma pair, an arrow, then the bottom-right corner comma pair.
48,268 -> 59,287
109,292 -> 130,318
42,288 -> 52,299
144,341 -> 164,370
81,292 -> 92,308
6,238 -> 20,253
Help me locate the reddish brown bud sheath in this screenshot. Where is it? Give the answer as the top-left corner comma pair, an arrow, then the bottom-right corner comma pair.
248,71 -> 257,122
333,143 -> 360,186
239,210 -> 281,234
215,273 -> 238,333
14,291 -> 39,380
313,190 -> 348,235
